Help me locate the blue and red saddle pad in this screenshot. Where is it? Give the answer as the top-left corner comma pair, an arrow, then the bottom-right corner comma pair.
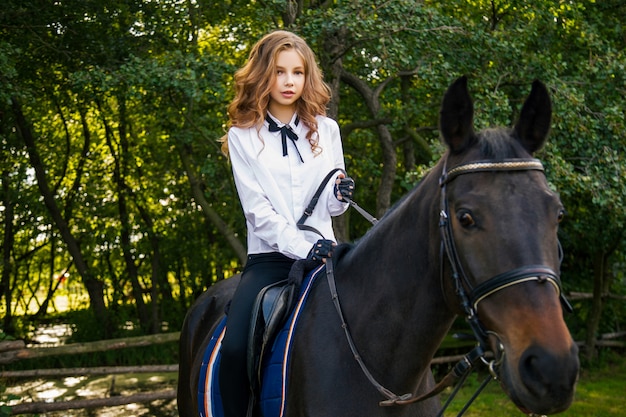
198,263 -> 325,417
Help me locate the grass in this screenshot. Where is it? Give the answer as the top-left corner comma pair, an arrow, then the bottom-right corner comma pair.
441,351 -> 626,416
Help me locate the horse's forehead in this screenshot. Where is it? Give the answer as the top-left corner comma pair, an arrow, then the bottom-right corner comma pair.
446,171 -> 558,216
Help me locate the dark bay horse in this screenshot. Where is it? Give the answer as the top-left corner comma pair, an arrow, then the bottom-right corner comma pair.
178,77 -> 579,416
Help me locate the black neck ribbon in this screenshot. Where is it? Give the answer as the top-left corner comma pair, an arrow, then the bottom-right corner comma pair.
265,114 -> 303,163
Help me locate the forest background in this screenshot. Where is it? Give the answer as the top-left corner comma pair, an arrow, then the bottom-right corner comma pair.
0,0 -> 624,364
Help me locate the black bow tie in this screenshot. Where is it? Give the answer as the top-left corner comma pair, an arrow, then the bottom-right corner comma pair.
266,114 -> 303,162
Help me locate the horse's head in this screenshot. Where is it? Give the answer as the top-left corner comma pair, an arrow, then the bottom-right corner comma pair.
438,77 -> 579,415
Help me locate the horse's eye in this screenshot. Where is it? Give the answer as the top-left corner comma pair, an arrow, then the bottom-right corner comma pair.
458,211 -> 475,228
557,209 -> 566,223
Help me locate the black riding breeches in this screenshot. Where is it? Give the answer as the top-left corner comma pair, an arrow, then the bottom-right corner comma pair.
219,252 -> 295,417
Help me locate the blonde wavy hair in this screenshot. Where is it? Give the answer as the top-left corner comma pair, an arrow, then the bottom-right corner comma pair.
220,30 -> 331,157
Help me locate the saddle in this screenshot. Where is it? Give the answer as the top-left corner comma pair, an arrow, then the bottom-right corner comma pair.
246,259 -> 318,396
197,250 -> 354,417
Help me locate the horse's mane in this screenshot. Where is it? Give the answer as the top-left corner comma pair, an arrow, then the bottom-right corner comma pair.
478,127 -> 526,159
333,242 -> 354,265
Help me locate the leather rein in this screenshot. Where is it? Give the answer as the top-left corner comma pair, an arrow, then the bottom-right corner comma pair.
305,159 -> 572,416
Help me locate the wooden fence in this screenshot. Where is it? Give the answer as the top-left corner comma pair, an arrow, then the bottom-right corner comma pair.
1,293 -> 624,415
1,333 -> 179,415
0,331 -> 481,415
0,332 -> 180,365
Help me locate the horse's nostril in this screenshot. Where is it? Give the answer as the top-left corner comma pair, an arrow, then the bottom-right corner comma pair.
519,345 -> 578,401
520,350 -> 548,397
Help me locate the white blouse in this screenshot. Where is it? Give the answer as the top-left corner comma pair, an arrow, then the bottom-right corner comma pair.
228,113 -> 348,259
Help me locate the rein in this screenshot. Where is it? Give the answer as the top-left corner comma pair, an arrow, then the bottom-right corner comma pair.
297,169 -> 378,239
315,159 -> 572,416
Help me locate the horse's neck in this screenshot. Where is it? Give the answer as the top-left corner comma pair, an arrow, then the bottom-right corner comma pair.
334,170 -> 455,374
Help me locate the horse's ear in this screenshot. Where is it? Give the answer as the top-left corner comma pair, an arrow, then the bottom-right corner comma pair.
439,76 -> 475,153
514,80 -> 552,154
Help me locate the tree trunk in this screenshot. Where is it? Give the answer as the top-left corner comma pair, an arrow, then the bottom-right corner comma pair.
136,202 -> 169,334
34,238 -> 56,318
178,144 -> 247,264
101,98 -> 151,331
585,251 -> 607,361
322,27 -> 350,242
11,97 -> 108,330
340,71 -> 397,218
1,169 -> 16,334
62,105 -> 92,220
375,123 -> 397,218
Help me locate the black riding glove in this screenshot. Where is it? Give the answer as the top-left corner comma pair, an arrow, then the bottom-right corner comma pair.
334,176 -> 355,202
306,239 -> 335,263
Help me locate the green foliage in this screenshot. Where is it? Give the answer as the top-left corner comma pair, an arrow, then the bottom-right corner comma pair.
0,386 -> 19,417
0,0 -> 624,348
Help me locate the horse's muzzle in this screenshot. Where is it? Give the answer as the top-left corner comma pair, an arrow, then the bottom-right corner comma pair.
503,342 -> 579,415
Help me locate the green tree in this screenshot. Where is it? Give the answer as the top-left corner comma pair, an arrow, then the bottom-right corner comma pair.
0,0 -> 623,352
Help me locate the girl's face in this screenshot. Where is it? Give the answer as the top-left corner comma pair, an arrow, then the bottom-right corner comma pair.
268,48 -> 305,115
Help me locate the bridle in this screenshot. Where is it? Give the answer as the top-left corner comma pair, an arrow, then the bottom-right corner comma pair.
426,157 -> 574,415
320,158 -> 573,416
438,158 -> 572,348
